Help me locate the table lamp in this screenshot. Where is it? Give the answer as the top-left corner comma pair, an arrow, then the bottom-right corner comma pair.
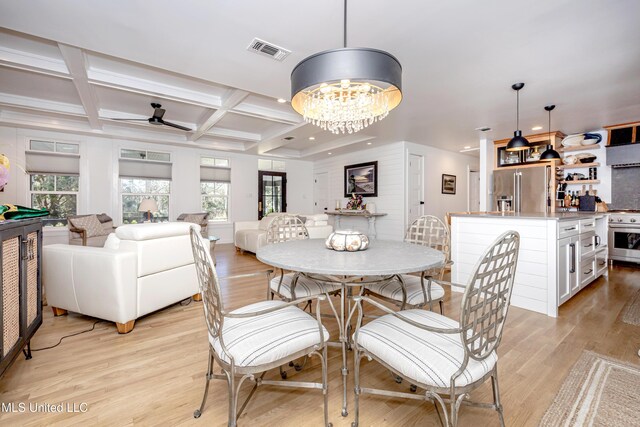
138,198 -> 158,222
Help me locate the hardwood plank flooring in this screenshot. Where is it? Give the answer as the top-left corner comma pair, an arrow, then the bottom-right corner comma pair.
1,244 -> 639,426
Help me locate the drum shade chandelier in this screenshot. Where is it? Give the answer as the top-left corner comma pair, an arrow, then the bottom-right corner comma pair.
506,83 -> 531,151
540,105 -> 561,161
290,0 -> 402,134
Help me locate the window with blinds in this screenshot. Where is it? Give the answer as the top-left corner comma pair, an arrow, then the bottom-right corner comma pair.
201,156 -> 230,221
119,148 -> 172,224
27,140 -> 80,225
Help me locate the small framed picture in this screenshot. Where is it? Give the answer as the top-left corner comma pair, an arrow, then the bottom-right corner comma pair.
344,161 -> 378,197
442,174 -> 456,195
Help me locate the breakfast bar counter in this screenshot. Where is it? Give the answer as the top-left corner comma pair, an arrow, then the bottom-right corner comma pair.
449,212 -> 609,317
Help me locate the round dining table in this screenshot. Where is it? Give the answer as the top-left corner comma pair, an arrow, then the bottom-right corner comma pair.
257,238 -> 445,417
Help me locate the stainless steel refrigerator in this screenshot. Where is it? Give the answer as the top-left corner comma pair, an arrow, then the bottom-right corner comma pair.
493,166 -> 551,213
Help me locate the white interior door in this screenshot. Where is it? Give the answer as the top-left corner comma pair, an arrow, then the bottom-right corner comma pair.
469,170 -> 480,211
408,154 -> 424,224
313,172 -> 328,214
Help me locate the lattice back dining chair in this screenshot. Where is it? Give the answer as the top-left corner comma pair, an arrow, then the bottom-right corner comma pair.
266,215 -> 341,304
351,231 -> 520,427
188,227 -> 331,427
363,215 -> 451,313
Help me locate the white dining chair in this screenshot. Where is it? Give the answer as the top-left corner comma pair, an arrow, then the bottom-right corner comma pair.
189,228 -> 332,427
350,231 -> 520,427
363,215 -> 452,313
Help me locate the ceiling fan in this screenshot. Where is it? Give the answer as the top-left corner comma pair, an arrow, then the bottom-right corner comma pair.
108,103 -> 192,131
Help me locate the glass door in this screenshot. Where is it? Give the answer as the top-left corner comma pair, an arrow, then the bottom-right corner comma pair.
258,171 -> 287,219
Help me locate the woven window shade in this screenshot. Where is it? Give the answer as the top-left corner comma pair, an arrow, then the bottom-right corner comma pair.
119,159 -> 172,180
200,166 -> 231,182
25,152 -> 80,175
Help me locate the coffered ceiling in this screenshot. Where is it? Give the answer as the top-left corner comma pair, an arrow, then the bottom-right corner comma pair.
0,0 -> 639,160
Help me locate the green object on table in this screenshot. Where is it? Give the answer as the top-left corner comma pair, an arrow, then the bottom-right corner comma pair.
0,204 -> 49,221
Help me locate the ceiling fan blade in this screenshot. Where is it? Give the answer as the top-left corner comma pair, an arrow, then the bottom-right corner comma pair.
153,108 -> 166,120
161,120 -> 192,131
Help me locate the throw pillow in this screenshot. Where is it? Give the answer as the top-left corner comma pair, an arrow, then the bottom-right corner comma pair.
183,213 -> 206,225
68,214 -> 104,238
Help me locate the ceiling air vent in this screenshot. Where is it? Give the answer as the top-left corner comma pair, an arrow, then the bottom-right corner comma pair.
247,38 -> 291,61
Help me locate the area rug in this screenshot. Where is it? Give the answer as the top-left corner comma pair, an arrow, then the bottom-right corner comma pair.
621,289 -> 640,326
539,351 -> 640,427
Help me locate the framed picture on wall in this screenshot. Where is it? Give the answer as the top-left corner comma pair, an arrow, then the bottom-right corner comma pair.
442,174 -> 456,195
344,161 -> 378,197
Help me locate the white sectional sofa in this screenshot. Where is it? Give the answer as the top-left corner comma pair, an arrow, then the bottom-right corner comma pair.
234,213 -> 333,253
43,222 -> 201,333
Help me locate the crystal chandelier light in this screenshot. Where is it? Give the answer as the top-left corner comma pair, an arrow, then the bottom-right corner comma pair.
290,0 -> 402,135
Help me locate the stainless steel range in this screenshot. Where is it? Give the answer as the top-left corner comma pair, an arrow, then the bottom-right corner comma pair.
608,210 -> 640,263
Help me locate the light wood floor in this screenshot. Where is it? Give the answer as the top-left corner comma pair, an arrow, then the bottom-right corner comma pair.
1,244 -> 639,426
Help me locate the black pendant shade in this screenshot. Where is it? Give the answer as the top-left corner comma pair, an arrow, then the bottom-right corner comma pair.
506,83 -> 531,151
540,105 -> 561,161
507,130 -> 530,151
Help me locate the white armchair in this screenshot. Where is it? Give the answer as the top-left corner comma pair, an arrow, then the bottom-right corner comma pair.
43,222 -> 201,333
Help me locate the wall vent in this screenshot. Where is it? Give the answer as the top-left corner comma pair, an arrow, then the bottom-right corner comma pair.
247,38 -> 291,61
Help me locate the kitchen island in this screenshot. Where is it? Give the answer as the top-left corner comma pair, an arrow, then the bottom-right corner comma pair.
450,212 -> 609,317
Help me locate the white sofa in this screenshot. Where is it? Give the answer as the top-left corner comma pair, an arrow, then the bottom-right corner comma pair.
43,222 -> 201,333
234,213 -> 333,253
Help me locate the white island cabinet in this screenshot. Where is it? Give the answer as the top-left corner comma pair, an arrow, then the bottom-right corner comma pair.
450,213 -> 608,317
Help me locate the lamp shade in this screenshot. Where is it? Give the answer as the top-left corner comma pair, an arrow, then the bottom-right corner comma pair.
506,130 -> 530,151
540,146 -> 561,161
138,198 -> 158,213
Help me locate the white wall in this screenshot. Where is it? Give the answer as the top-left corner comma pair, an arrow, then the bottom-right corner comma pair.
313,142 -> 406,240
405,142 -> 480,222
0,126 -> 314,243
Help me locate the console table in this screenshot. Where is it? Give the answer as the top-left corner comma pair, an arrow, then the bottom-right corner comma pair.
326,211 -> 387,239
0,218 -> 43,377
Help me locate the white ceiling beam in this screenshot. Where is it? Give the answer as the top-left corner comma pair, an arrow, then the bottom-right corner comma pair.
58,44 -> 102,130
0,46 -> 69,75
189,89 -> 249,142
87,68 -> 224,109
231,103 -> 302,125
299,135 -> 376,158
206,127 -> 261,142
0,92 -> 86,116
255,121 -> 308,154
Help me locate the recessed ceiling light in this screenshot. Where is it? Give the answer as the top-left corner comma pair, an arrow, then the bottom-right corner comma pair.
308,136 -> 315,141
531,126 -> 543,131
366,142 -> 372,145
464,145 -> 471,149
277,98 -> 287,103
328,152 -> 332,155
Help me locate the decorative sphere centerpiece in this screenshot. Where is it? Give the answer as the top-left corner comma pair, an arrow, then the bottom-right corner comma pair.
325,230 -> 370,252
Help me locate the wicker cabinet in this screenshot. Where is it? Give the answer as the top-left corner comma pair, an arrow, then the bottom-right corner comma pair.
0,218 -> 43,377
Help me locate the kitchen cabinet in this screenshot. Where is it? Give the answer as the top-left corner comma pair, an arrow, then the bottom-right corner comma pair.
451,212 -> 609,317
558,235 -> 578,305
494,131 -> 565,169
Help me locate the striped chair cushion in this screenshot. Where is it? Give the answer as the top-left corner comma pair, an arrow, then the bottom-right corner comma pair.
210,300 -> 329,367
365,275 -> 445,306
270,273 -> 341,299
354,309 -> 497,388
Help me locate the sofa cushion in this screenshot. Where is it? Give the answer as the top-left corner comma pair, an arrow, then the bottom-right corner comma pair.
258,215 -> 276,231
103,233 -> 120,250
116,222 -> 198,241
69,214 -> 104,238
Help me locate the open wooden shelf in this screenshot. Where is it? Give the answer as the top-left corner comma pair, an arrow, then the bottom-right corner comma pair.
559,145 -> 602,153
557,162 -> 600,169
559,180 -> 600,185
